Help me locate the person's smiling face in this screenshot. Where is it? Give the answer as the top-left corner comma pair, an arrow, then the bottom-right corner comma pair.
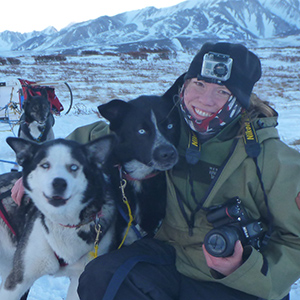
183,79 -> 232,120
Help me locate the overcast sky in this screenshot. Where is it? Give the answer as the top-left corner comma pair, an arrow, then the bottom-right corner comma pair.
0,0 -> 185,33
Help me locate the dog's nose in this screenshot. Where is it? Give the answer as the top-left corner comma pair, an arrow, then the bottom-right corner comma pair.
52,177 -> 67,193
153,145 -> 177,162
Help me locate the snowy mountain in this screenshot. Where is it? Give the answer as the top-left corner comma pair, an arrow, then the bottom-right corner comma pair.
0,0 -> 300,54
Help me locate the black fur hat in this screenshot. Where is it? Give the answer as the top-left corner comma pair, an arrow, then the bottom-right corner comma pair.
184,42 -> 261,109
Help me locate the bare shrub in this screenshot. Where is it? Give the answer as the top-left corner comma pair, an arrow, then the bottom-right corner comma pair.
139,47 -> 175,60
34,55 -> 67,63
268,54 -> 300,62
81,50 -> 100,56
119,47 -> 175,61
291,139 -> 300,146
127,51 -> 148,60
102,52 -> 119,56
72,103 -> 99,115
0,57 -> 7,65
7,57 -> 21,65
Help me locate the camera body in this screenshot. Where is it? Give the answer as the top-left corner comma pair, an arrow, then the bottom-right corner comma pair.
201,51 -> 233,82
204,197 -> 265,257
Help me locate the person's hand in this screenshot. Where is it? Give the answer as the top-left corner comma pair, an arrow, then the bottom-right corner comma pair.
11,177 -> 25,206
203,240 -> 244,276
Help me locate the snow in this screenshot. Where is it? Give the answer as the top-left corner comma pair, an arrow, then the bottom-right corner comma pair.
0,47 -> 300,299
25,276 -> 70,300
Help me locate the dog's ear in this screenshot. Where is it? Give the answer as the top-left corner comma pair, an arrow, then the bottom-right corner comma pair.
84,134 -> 117,166
23,91 -> 33,111
22,99 -> 28,111
6,137 -> 38,166
26,90 -> 33,100
41,88 -> 48,100
98,99 -> 130,131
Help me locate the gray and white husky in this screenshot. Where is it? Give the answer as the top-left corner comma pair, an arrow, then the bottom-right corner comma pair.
0,136 -> 116,300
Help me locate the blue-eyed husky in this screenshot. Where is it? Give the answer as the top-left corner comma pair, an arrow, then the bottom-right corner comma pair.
97,95 -> 180,248
0,136 -> 116,300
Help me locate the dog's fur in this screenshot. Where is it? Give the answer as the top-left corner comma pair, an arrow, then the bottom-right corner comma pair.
0,136 -> 116,300
98,95 -> 180,248
0,94 -> 180,298
18,90 -> 55,142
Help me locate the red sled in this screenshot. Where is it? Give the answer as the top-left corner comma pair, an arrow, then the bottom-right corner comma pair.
0,78 -> 73,122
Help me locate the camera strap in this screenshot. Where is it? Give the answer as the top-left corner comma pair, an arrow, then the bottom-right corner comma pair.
176,115 -> 273,247
176,137 -> 239,236
185,130 -> 202,164
242,115 -> 273,248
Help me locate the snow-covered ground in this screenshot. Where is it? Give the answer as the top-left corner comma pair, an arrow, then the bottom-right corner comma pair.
0,47 -> 300,299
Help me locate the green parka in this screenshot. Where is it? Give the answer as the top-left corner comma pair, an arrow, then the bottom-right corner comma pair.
67,108 -> 300,300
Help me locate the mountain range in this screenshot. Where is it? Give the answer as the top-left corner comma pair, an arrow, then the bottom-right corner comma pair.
0,0 -> 300,54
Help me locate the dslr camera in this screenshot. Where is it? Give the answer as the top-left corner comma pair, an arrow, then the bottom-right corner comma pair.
201,51 -> 233,82
204,197 -> 265,257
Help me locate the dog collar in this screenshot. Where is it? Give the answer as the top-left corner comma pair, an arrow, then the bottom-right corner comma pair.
116,165 -> 159,181
54,252 -> 68,267
59,210 -> 102,228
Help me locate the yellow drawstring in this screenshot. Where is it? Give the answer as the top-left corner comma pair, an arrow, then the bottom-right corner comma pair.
118,179 -> 134,249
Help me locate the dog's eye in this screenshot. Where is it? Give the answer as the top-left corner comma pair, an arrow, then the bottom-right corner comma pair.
69,164 -> 79,172
40,163 -> 50,169
167,123 -> 174,130
138,129 -> 146,135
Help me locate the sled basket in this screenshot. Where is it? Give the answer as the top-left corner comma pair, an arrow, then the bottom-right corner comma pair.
0,78 -> 73,123
18,79 -> 64,116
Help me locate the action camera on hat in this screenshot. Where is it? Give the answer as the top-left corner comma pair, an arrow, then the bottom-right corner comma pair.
201,52 -> 233,82
184,42 -> 262,109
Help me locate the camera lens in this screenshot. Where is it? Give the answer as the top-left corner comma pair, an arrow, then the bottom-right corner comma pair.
213,63 -> 228,78
204,226 -> 240,257
204,233 -> 227,255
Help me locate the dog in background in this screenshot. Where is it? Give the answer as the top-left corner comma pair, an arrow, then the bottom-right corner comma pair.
0,136 -> 116,300
98,94 -> 180,249
18,90 -> 55,142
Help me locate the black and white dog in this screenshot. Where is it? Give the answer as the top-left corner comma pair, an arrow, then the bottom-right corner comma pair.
0,93 -> 180,298
98,94 -> 180,249
0,136 -> 116,300
18,90 -> 55,142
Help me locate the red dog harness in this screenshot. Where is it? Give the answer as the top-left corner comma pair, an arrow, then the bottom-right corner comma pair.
0,190 -> 68,267
0,190 -> 17,236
